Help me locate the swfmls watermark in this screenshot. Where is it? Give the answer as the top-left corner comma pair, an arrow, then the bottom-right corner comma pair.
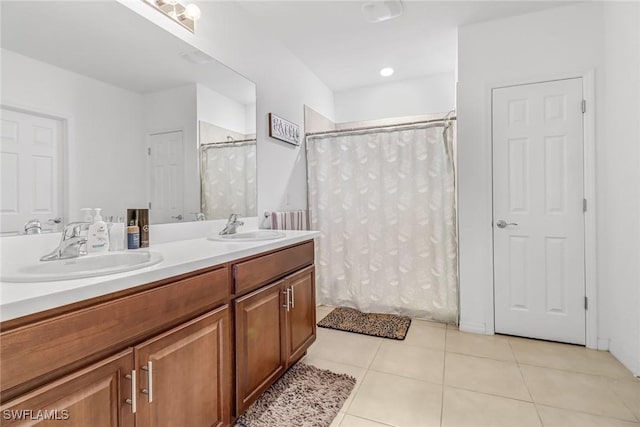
2,409 -> 70,421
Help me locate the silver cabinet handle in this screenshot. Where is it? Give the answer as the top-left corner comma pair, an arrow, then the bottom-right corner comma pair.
47,217 -> 62,224
171,214 -> 183,221
290,286 -> 295,309
125,370 -> 136,413
282,288 -> 291,311
496,220 -> 518,229
141,361 -> 153,403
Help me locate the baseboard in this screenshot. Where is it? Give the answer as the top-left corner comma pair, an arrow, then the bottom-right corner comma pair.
597,338 -> 610,351
459,321 -> 491,335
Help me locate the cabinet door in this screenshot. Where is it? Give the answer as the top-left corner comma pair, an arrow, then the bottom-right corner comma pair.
134,306 -> 231,427
285,266 -> 317,366
0,350 -> 134,427
235,280 -> 286,414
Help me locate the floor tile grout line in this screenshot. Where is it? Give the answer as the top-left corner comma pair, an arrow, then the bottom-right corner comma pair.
532,402 -> 640,424
342,413 -> 398,427
440,326 -> 448,427
517,360 -> 635,381
601,377 -> 640,423
514,351 -> 638,424
445,384 -> 535,405
445,349 -> 518,363
364,367 -> 445,387
509,339 -> 544,426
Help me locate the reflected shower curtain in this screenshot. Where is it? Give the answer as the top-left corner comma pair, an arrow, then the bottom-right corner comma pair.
307,124 -> 458,322
201,142 -> 256,219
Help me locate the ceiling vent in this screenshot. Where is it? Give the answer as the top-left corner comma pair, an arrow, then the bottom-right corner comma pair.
361,0 -> 403,23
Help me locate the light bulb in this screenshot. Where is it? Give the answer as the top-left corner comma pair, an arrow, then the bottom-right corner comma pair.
380,67 -> 394,77
184,4 -> 201,20
166,0 -> 178,5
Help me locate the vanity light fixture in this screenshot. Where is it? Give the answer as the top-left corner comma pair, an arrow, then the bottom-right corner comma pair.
380,67 -> 394,77
144,0 -> 202,33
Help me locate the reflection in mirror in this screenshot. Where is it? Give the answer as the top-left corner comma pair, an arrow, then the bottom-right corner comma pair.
200,122 -> 257,220
0,1 -> 256,235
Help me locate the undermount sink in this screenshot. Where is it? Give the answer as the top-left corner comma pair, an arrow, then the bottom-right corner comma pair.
208,230 -> 286,242
1,251 -> 163,283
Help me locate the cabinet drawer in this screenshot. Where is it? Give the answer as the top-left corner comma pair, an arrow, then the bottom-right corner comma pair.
1,266 -> 229,400
233,241 -> 314,295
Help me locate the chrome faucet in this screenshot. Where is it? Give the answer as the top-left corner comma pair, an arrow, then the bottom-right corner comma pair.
40,221 -> 91,261
219,213 -> 244,235
24,219 -> 42,235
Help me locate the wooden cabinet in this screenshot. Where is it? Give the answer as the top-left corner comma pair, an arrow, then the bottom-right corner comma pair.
135,306 -> 232,427
235,281 -> 287,413
284,266 -> 316,366
0,350 -> 135,427
234,266 -> 316,414
0,240 -> 315,427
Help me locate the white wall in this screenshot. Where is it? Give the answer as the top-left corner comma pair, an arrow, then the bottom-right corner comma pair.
1,48 -> 146,221
118,0 -> 335,215
334,73 -> 455,123
197,84 -> 248,135
457,2 -> 640,375
599,1 -> 640,375
143,84 -> 198,218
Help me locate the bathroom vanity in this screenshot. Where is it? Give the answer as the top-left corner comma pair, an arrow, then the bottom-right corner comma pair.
0,234 -> 317,426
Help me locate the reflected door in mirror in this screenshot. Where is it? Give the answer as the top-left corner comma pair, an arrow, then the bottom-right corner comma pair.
149,131 -> 184,224
1,108 -> 63,234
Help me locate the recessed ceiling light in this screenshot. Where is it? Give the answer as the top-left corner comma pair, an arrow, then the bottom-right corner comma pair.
380,67 -> 394,77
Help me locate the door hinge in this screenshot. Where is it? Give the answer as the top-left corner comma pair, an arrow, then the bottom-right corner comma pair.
584,296 -> 588,310
581,99 -> 586,114
583,198 -> 587,212
147,147 -> 151,155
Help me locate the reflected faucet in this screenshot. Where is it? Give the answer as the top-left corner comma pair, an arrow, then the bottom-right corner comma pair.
24,219 -> 42,235
41,222 -> 91,261
219,214 -> 244,235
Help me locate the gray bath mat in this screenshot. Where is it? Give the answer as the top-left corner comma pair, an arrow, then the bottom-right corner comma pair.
318,307 -> 412,340
236,363 -> 356,427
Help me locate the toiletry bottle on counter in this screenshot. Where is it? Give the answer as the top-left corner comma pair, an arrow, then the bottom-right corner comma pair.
87,208 -> 109,253
81,207 -> 93,223
109,216 -> 125,251
127,220 -> 140,249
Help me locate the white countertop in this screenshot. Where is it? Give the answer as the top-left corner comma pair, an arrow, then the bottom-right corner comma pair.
0,230 -> 319,322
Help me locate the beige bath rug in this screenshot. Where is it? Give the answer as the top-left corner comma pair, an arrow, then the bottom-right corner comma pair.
317,307 -> 411,340
236,363 -> 356,427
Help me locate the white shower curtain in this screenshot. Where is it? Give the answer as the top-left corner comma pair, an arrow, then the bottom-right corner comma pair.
201,142 -> 257,219
307,123 -> 458,322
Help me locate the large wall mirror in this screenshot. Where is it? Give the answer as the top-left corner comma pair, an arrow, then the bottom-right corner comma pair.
0,1 -> 256,235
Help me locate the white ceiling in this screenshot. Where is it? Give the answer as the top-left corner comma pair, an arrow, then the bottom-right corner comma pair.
239,1 -> 575,92
1,1 -> 255,104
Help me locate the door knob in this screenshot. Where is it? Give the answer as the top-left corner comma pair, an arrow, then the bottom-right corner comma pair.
48,217 -> 62,224
171,214 -> 183,221
496,220 -> 518,228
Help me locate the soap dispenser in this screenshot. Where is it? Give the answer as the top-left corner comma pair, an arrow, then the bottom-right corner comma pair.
109,216 -> 126,251
87,208 -> 110,253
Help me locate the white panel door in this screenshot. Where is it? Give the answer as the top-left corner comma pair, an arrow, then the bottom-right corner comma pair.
148,131 -> 184,224
493,78 -> 586,345
0,108 -> 62,234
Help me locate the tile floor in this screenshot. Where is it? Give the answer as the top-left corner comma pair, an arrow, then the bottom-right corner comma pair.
301,305 -> 640,427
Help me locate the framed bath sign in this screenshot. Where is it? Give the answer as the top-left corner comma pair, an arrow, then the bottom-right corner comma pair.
269,113 -> 300,146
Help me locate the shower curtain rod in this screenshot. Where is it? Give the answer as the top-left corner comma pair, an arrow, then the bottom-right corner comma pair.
200,138 -> 256,149
305,115 -> 456,137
